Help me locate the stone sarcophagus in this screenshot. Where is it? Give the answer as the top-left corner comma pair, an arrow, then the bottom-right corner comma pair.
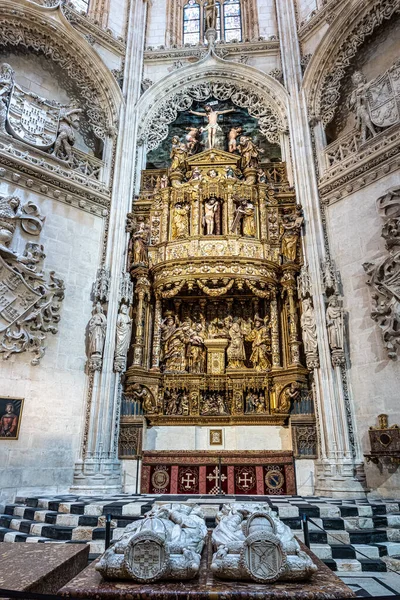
211,503 -> 318,582
96,504 -> 207,582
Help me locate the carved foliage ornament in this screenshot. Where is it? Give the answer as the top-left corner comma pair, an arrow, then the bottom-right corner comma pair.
139,80 -> 286,151
315,0 -> 400,126
363,187 -> 400,359
0,195 -> 64,364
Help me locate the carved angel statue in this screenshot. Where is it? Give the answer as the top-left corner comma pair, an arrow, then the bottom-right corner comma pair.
349,71 -> 376,143
0,63 -> 14,132
171,203 -> 190,239
326,295 -> 344,351
132,221 -> 150,266
87,302 -> 107,369
170,135 -> 188,174
237,136 -> 264,170
211,503 -> 317,582
231,199 -> 256,237
280,206 -> 303,263
97,504 -> 208,582
205,0 -> 218,30
189,104 -> 235,150
114,304 -> 132,372
246,315 -> 271,371
53,105 -> 83,161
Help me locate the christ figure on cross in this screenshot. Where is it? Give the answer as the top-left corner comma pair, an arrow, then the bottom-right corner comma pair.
189,104 -> 235,149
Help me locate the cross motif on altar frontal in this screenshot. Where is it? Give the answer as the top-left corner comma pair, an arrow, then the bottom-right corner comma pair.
207,466 -> 227,495
181,472 -> 196,489
238,471 -> 253,489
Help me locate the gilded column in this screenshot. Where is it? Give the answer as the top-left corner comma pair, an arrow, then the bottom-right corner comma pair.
270,288 -> 281,368
151,293 -> 163,370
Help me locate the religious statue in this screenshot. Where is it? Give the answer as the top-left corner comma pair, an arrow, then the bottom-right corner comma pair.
131,383 -> 157,414
224,166 -> 236,179
205,0 -> 218,30
171,203 -> 190,239
211,503 -> 317,582
300,298 -> 318,356
190,166 -> 202,181
231,199 -> 256,237
280,207 -> 303,263
170,136 -> 188,173
228,126 -> 243,153
201,393 -> 228,415
278,382 -> 301,413
87,302 -> 107,370
114,304 -> 132,372
185,126 -> 202,154
238,136 -> 264,170
132,221 -> 149,266
203,196 -> 220,235
161,313 -> 186,372
0,63 -> 14,132
165,389 -> 181,415
349,71 -> 376,143
326,295 -> 344,351
53,105 -> 83,161
257,168 -> 267,183
189,104 -> 235,150
246,315 -> 271,371
186,321 -> 206,374
226,317 -> 246,369
97,504 -> 208,582
160,174 -> 169,188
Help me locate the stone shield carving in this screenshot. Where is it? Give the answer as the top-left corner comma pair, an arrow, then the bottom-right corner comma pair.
240,531 -> 286,583
125,531 -> 169,583
7,84 -> 61,149
366,61 -> 400,128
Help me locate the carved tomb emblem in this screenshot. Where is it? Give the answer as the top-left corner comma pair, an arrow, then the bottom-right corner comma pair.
7,84 -> 60,149
241,532 -> 286,583
0,258 -> 41,331
126,532 -> 168,582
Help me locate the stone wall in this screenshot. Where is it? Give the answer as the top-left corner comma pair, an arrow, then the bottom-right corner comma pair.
0,184 -> 103,504
326,171 -> 400,497
256,0 -> 278,38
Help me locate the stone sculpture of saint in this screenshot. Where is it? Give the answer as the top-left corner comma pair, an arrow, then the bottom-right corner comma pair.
132,221 -> 149,266
238,136 -> 263,170
171,203 -> 190,239
115,304 -> 132,362
205,0 -> 218,30
226,318 -> 246,369
326,295 -> 344,351
203,196 -> 220,235
88,302 -> 107,359
228,126 -> 243,152
349,71 -> 376,143
170,136 -> 188,173
0,63 -> 14,132
189,104 -> 235,150
280,207 -> 303,263
246,315 -> 271,371
231,200 -> 256,237
300,298 -> 318,354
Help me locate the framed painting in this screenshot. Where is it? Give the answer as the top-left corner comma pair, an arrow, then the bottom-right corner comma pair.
0,397 -> 23,440
209,429 -> 223,445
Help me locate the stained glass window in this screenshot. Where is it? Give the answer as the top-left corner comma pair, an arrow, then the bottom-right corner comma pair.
70,0 -> 89,12
223,0 -> 241,42
183,1 -> 201,45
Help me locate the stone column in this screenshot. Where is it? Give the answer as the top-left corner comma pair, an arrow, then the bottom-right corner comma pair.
72,0 -> 149,493
275,0 -> 365,496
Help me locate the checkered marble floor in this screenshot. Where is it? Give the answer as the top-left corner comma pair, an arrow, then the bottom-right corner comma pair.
2,493 -> 400,578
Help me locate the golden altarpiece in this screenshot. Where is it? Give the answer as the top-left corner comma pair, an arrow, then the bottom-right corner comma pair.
121,121 -> 315,494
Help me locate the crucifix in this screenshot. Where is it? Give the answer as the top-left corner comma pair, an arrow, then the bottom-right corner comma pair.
189,104 -> 235,149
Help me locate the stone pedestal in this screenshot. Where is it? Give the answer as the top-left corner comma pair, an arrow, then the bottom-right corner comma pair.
204,338 -> 229,375
0,543 -> 88,594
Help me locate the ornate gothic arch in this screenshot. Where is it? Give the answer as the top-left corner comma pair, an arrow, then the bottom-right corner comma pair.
137,55 -> 289,151
0,0 -> 123,139
303,0 -> 400,126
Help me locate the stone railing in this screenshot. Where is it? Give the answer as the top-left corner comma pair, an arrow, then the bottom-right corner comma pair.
0,134 -> 108,194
